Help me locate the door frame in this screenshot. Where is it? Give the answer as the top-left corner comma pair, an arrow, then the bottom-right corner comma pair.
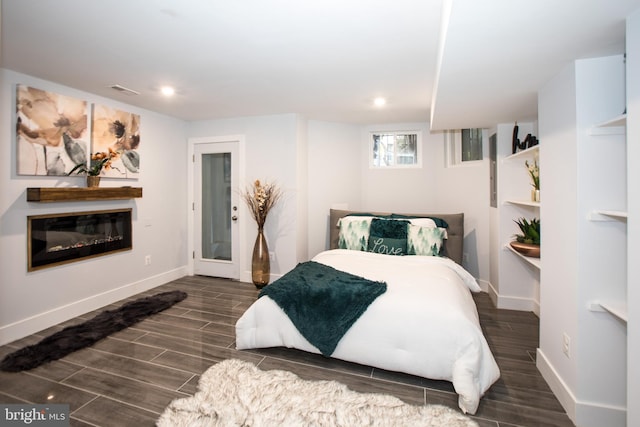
187,135 -> 246,278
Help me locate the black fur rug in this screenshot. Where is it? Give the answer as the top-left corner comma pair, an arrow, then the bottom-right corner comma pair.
0,290 -> 187,372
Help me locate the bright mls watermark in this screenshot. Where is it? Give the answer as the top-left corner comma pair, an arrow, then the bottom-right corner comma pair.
1,404 -> 69,426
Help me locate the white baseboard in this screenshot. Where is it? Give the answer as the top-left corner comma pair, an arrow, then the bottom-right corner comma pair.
536,349 -> 626,427
497,294 -> 537,312
477,278 -> 490,293
536,348 -> 577,422
487,281 -> 499,307
485,281 -> 539,314
575,400 -> 627,427
0,266 -> 188,346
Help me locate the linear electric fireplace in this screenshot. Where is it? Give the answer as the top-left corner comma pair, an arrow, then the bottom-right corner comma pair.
28,209 -> 132,271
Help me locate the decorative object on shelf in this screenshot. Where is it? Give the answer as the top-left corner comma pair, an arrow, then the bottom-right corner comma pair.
241,180 -> 283,288
531,189 -> 540,202
510,241 -> 541,258
512,122 -> 539,154
511,217 -> 540,258
512,122 -> 522,154
86,176 -> 101,188
525,158 -> 540,202
68,148 -> 119,187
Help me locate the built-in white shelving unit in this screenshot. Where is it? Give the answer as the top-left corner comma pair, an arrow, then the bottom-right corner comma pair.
491,122 -> 541,314
536,51 -> 629,427
502,144 -> 540,270
588,113 -> 628,324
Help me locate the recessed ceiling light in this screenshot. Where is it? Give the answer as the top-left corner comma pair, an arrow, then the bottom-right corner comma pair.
373,97 -> 386,107
160,86 -> 175,97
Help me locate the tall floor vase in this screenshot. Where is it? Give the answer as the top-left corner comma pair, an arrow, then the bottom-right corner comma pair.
251,227 -> 270,289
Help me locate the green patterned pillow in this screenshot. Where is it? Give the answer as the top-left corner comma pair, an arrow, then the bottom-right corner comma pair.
366,218 -> 409,256
407,225 -> 446,256
337,217 -> 374,251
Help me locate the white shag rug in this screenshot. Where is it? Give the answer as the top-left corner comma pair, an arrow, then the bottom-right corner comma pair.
157,359 -> 478,427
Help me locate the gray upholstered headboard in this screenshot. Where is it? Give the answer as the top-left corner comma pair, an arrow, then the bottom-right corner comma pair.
328,209 -> 464,265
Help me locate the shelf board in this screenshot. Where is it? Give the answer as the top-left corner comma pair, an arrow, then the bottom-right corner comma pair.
588,210 -> 628,222
588,114 -> 626,136
588,301 -> 628,323
27,187 -> 143,202
504,145 -> 539,161
505,200 -> 540,208
505,244 -> 541,269
595,114 -> 626,128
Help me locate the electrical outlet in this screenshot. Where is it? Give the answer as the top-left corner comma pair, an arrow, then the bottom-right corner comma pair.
562,333 -> 570,357
269,252 -> 275,262
462,253 -> 469,263
144,255 -> 151,266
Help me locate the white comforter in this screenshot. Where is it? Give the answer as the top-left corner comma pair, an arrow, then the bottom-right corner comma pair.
235,249 -> 500,414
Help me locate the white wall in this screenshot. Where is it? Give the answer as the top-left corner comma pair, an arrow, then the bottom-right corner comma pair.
537,62 -> 580,407
626,9 -> 640,427
0,69 -> 189,345
574,56 -> 626,416
538,56 -> 627,427
434,129 -> 490,283
307,120 -> 363,257
295,117 -> 309,264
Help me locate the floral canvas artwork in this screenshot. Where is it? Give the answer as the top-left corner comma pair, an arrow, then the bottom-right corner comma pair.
16,85 -> 89,176
91,104 -> 140,178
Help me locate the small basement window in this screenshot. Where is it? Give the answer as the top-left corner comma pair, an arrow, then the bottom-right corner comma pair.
370,131 -> 421,168
446,129 -> 484,166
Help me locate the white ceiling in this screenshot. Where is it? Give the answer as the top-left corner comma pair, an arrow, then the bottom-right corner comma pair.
1,0 -> 639,129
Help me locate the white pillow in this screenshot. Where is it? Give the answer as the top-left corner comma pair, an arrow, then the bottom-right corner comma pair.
405,217 -> 437,228
337,216 -> 375,251
407,225 -> 446,256
404,217 -> 448,239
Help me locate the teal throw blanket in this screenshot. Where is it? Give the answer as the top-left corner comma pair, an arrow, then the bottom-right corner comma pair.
259,261 -> 387,356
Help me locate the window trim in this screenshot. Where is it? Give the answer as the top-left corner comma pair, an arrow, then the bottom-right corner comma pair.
369,130 -> 423,169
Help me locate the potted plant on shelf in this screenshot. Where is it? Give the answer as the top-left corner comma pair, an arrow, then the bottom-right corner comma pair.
510,217 -> 540,258
525,158 -> 540,202
68,149 -> 119,187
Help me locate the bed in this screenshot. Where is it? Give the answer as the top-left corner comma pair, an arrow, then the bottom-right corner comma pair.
235,209 -> 500,414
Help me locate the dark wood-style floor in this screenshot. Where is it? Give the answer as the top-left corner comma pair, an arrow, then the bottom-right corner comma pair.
0,276 -> 574,427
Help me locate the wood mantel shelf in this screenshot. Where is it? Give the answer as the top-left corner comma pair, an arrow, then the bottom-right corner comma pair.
27,187 -> 143,202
